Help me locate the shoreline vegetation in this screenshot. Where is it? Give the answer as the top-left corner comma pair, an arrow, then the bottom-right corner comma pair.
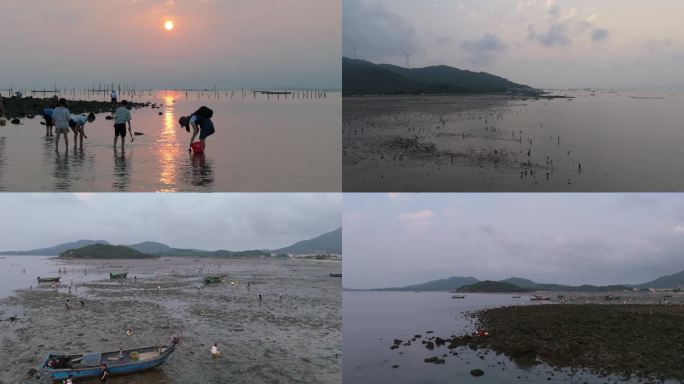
1,96 -> 147,119
389,304 -> 684,382
466,305 -> 684,381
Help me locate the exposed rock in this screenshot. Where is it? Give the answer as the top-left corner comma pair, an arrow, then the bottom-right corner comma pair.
470,369 -> 485,377
424,356 -> 445,364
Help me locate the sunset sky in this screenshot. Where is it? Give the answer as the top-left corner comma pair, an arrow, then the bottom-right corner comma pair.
343,0 -> 684,89
0,0 -> 340,89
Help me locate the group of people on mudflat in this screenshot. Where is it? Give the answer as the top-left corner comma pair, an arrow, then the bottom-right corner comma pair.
37,90 -> 215,153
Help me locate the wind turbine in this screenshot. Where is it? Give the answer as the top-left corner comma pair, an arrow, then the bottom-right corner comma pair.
401,50 -> 411,69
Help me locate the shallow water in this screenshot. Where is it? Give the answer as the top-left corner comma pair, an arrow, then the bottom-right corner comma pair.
343,291 -> 672,384
343,91 -> 684,192
0,257 -> 341,383
0,256 -> 108,298
0,91 -> 341,192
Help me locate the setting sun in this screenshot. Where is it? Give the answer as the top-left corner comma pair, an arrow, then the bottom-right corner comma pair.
164,20 -> 174,31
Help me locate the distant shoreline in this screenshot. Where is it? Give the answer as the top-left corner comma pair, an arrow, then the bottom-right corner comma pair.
1,96 -> 147,119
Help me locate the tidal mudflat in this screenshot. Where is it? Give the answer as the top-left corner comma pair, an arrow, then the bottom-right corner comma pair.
0,90 -> 341,192
0,256 -> 341,383
343,91 -> 684,192
343,291 -> 683,384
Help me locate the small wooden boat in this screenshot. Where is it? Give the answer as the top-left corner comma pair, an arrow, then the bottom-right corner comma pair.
110,272 -> 128,279
329,273 -> 342,277
451,295 -> 466,299
203,276 -> 222,284
530,295 -> 551,301
41,344 -> 175,381
512,295 -> 521,299
37,277 -> 61,283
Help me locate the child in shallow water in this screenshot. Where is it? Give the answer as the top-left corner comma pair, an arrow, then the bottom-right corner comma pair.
69,112 -> 95,148
52,98 -> 71,151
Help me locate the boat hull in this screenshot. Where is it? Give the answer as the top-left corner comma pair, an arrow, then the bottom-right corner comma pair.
37,277 -> 61,283
110,272 -> 128,279
42,345 -> 174,381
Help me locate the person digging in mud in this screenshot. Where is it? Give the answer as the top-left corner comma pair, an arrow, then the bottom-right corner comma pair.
211,343 -> 220,358
65,298 -> 70,310
64,374 -> 74,384
99,363 -> 109,383
69,112 -> 95,148
43,107 -> 55,137
179,106 -> 215,153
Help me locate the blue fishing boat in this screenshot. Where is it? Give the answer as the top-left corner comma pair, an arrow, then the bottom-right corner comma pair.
40,343 -> 175,381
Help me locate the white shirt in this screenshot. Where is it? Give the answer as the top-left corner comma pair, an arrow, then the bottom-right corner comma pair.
52,107 -> 70,129
211,345 -> 219,355
189,115 -> 197,125
111,91 -> 117,98
72,115 -> 88,126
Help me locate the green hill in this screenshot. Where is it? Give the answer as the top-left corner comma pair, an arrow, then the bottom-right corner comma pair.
637,270 -> 684,289
457,280 -> 533,293
273,227 -> 342,255
59,244 -> 158,259
0,240 -> 109,255
343,57 -> 537,96
500,277 -> 536,288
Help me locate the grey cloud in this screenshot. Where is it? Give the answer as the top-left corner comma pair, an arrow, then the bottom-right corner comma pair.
436,35 -> 456,46
343,194 -> 684,289
0,194 -> 341,252
528,23 -> 571,47
644,38 -> 674,51
342,0 -> 418,61
462,33 -> 508,65
592,28 -> 610,42
548,4 -> 561,16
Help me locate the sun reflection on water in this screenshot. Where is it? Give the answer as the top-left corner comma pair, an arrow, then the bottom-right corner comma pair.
158,93 -> 181,191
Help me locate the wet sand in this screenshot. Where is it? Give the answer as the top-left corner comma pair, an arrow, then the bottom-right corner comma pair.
343,91 -> 684,192
0,257 -> 341,383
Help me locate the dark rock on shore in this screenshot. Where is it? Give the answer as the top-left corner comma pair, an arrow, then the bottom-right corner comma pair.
1,96 -> 146,118
470,369 -> 484,377
424,356 -> 445,364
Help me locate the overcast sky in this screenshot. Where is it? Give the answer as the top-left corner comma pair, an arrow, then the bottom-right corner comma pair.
344,193 -> 684,289
0,0 -> 339,89
0,193 -> 341,251
343,0 -> 684,89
